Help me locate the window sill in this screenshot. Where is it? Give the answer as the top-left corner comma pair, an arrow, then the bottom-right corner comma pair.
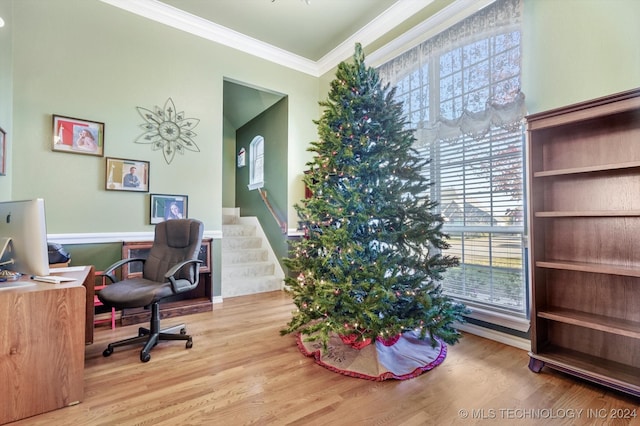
464,304 -> 530,333
456,322 -> 530,351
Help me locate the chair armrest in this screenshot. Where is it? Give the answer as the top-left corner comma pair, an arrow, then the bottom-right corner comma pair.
165,259 -> 203,293
100,257 -> 146,284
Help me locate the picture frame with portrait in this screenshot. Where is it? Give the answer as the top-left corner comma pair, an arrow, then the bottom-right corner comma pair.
52,114 -> 105,157
105,157 -> 150,192
150,194 -> 188,224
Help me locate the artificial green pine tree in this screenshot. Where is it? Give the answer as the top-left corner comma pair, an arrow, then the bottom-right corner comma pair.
282,43 -> 468,349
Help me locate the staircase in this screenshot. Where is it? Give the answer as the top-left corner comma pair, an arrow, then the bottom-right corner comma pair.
221,208 -> 284,298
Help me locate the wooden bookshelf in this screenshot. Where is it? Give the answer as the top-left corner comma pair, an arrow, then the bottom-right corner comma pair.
526,87 -> 640,397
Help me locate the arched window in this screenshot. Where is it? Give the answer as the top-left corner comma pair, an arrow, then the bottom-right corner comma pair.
248,135 -> 264,190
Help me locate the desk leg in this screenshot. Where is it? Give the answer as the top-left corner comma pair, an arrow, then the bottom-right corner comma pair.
83,266 -> 95,344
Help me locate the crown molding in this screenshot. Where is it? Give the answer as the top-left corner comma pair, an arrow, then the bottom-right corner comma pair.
99,0 -> 319,75
366,0 -> 496,68
100,0 -> 489,77
315,0 -> 436,76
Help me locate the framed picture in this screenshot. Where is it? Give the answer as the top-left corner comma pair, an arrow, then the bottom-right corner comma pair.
237,147 -> 246,168
0,127 -> 6,176
150,194 -> 188,224
52,114 -> 105,157
105,157 -> 150,192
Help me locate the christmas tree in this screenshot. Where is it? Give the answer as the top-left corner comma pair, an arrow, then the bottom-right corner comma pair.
282,43 -> 468,349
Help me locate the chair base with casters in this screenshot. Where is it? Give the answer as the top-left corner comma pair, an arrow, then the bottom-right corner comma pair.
102,302 -> 192,363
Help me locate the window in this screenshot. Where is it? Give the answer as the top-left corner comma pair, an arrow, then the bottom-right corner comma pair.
430,127 -> 526,317
248,135 -> 264,190
378,0 -> 527,329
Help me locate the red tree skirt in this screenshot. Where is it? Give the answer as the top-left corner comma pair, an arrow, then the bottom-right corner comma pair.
296,330 -> 447,381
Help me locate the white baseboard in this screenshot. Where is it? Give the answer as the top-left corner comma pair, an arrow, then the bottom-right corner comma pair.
457,322 -> 530,351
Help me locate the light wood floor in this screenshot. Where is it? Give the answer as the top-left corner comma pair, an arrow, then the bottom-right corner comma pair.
16,291 -> 640,426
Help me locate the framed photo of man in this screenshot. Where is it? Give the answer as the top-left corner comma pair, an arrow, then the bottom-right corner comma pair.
105,157 -> 150,192
150,194 -> 188,224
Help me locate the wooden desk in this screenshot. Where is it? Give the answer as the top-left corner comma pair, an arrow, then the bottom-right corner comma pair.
51,265 -> 95,344
0,268 -> 89,425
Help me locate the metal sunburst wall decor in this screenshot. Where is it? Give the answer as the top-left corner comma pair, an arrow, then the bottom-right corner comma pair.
135,98 -> 200,164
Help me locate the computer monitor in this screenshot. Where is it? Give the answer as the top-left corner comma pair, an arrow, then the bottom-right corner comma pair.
0,199 -> 50,277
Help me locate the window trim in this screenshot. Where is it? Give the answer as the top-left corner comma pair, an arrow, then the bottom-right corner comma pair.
248,135 -> 265,190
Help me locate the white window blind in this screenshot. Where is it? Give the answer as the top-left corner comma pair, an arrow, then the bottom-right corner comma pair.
431,128 -> 526,317
379,0 -> 527,326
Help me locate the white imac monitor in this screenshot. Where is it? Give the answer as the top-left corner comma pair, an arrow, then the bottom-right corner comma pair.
0,199 -> 50,277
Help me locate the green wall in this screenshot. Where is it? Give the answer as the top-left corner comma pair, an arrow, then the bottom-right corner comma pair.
1,0 -> 320,298
1,0 -> 639,298
222,114 -> 237,208
65,242 -> 122,273
0,0 -> 12,200
6,0 -> 319,233
521,0 -> 640,113
3,0 -> 639,233
235,97 -> 290,263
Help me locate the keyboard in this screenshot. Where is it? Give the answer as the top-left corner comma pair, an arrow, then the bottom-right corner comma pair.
31,275 -> 76,284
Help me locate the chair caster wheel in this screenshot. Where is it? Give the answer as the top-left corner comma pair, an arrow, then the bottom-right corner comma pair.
138,327 -> 146,337
103,347 -> 113,357
180,328 -> 187,335
140,351 -> 151,363
186,339 -> 193,349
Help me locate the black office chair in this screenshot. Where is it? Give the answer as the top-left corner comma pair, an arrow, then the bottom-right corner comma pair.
97,219 -> 204,362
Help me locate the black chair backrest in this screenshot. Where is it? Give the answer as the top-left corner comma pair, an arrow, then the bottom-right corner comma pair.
143,219 -> 204,283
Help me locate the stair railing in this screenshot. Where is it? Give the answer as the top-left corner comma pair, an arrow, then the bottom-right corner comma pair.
257,188 -> 287,234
